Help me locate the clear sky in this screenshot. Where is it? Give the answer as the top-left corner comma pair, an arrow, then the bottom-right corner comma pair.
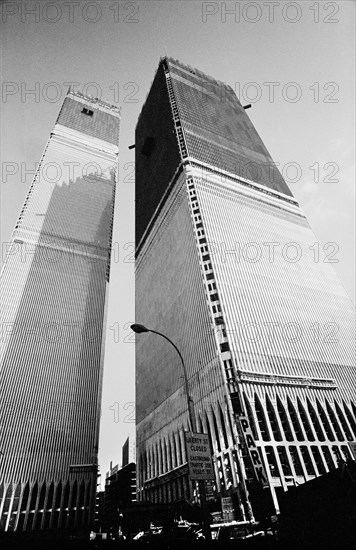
1,0 -> 355,482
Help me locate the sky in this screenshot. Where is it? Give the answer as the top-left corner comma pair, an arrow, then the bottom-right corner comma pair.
1,0 -> 355,483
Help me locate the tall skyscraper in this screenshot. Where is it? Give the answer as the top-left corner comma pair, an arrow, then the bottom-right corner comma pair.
122,436 -> 136,468
0,90 -> 120,533
135,57 -> 356,519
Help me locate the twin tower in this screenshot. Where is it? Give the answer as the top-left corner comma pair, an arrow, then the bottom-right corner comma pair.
1,57 -> 355,534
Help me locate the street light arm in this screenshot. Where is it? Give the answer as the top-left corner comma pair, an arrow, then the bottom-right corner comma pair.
149,330 -> 186,378
148,329 -> 196,429
131,324 -> 210,540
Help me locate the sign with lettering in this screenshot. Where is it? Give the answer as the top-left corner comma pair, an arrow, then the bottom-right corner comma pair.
239,415 -> 269,487
205,479 -> 215,499
69,463 -> 96,474
221,496 -> 236,522
184,432 -> 215,480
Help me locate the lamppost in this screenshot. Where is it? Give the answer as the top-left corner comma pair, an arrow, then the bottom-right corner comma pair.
131,323 -> 212,541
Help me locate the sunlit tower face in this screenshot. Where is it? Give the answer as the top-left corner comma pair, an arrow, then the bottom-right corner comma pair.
0,90 -> 120,533
134,57 -> 356,518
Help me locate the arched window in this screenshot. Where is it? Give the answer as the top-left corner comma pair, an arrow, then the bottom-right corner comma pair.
85,479 -> 92,508
334,401 -> 353,441
77,482 -> 85,527
297,398 -> 315,441
1,484 -> 11,516
62,482 -> 70,508
168,437 -> 173,470
265,447 -> 279,477
342,401 -> 356,438
276,397 -> 293,441
321,446 -> 335,471
316,400 -> 335,440
17,508 -> 26,532
46,482 -> 54,511
287,398 -> 304,441
69,482 -> 77,527
254,394 -> 270,441
243,393 -> 258,439
35,510 -> 43,530
204,413 -> 214,454
179,428 -> 186,464
289,446 -> 303,476
331,445 -> 344,465
152,446 -> 157,476
311,447 -> 326,475
171,434 -> 177,469
164,439 -> 169,473
144,448 -> 148,479
29,483 -> 38,510
300,446 -> 315,476
176,431 -> 182,466
20,483 -> 30,511
277,446 -> 292,476
225,404 -> 235,440
160,441 -> 166,474
219,405 -> 229,449
70,481 -> 78,508
307,399 -> 325,441
54,482 -> 62,509
10,484 -> 21,529
155,442 -> 160,476
212,409 -> 221,452
60,483 -> 70,528
26,513 -> 35,531
266,396 -> 282,441
341,445 -> 353,462
326,401 -> 344,441
78,481 -> 85,508
139,452 -> 143,483
196,415 -> 202,432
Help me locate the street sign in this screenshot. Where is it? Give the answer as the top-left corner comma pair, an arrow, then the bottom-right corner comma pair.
221,496 -> 236,522
205,480 -> 215,499
185,432 -> 215,480
238,414 -> 269,488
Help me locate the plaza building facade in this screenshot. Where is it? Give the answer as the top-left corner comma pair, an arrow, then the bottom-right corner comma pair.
135,57 -> 356,519
0,90 -> 120,532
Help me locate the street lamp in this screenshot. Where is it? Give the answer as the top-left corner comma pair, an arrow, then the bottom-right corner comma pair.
131,323 -> 212,541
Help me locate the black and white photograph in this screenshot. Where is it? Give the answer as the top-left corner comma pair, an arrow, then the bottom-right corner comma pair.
1,1 -> 355,548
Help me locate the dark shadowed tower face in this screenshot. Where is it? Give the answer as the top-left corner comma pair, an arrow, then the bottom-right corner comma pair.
136,57 -> 292,246
0,91 -> 120,534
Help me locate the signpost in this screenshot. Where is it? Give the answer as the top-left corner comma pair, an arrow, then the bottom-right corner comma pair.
184,431 -> 214,540
184,432 -> 215,481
